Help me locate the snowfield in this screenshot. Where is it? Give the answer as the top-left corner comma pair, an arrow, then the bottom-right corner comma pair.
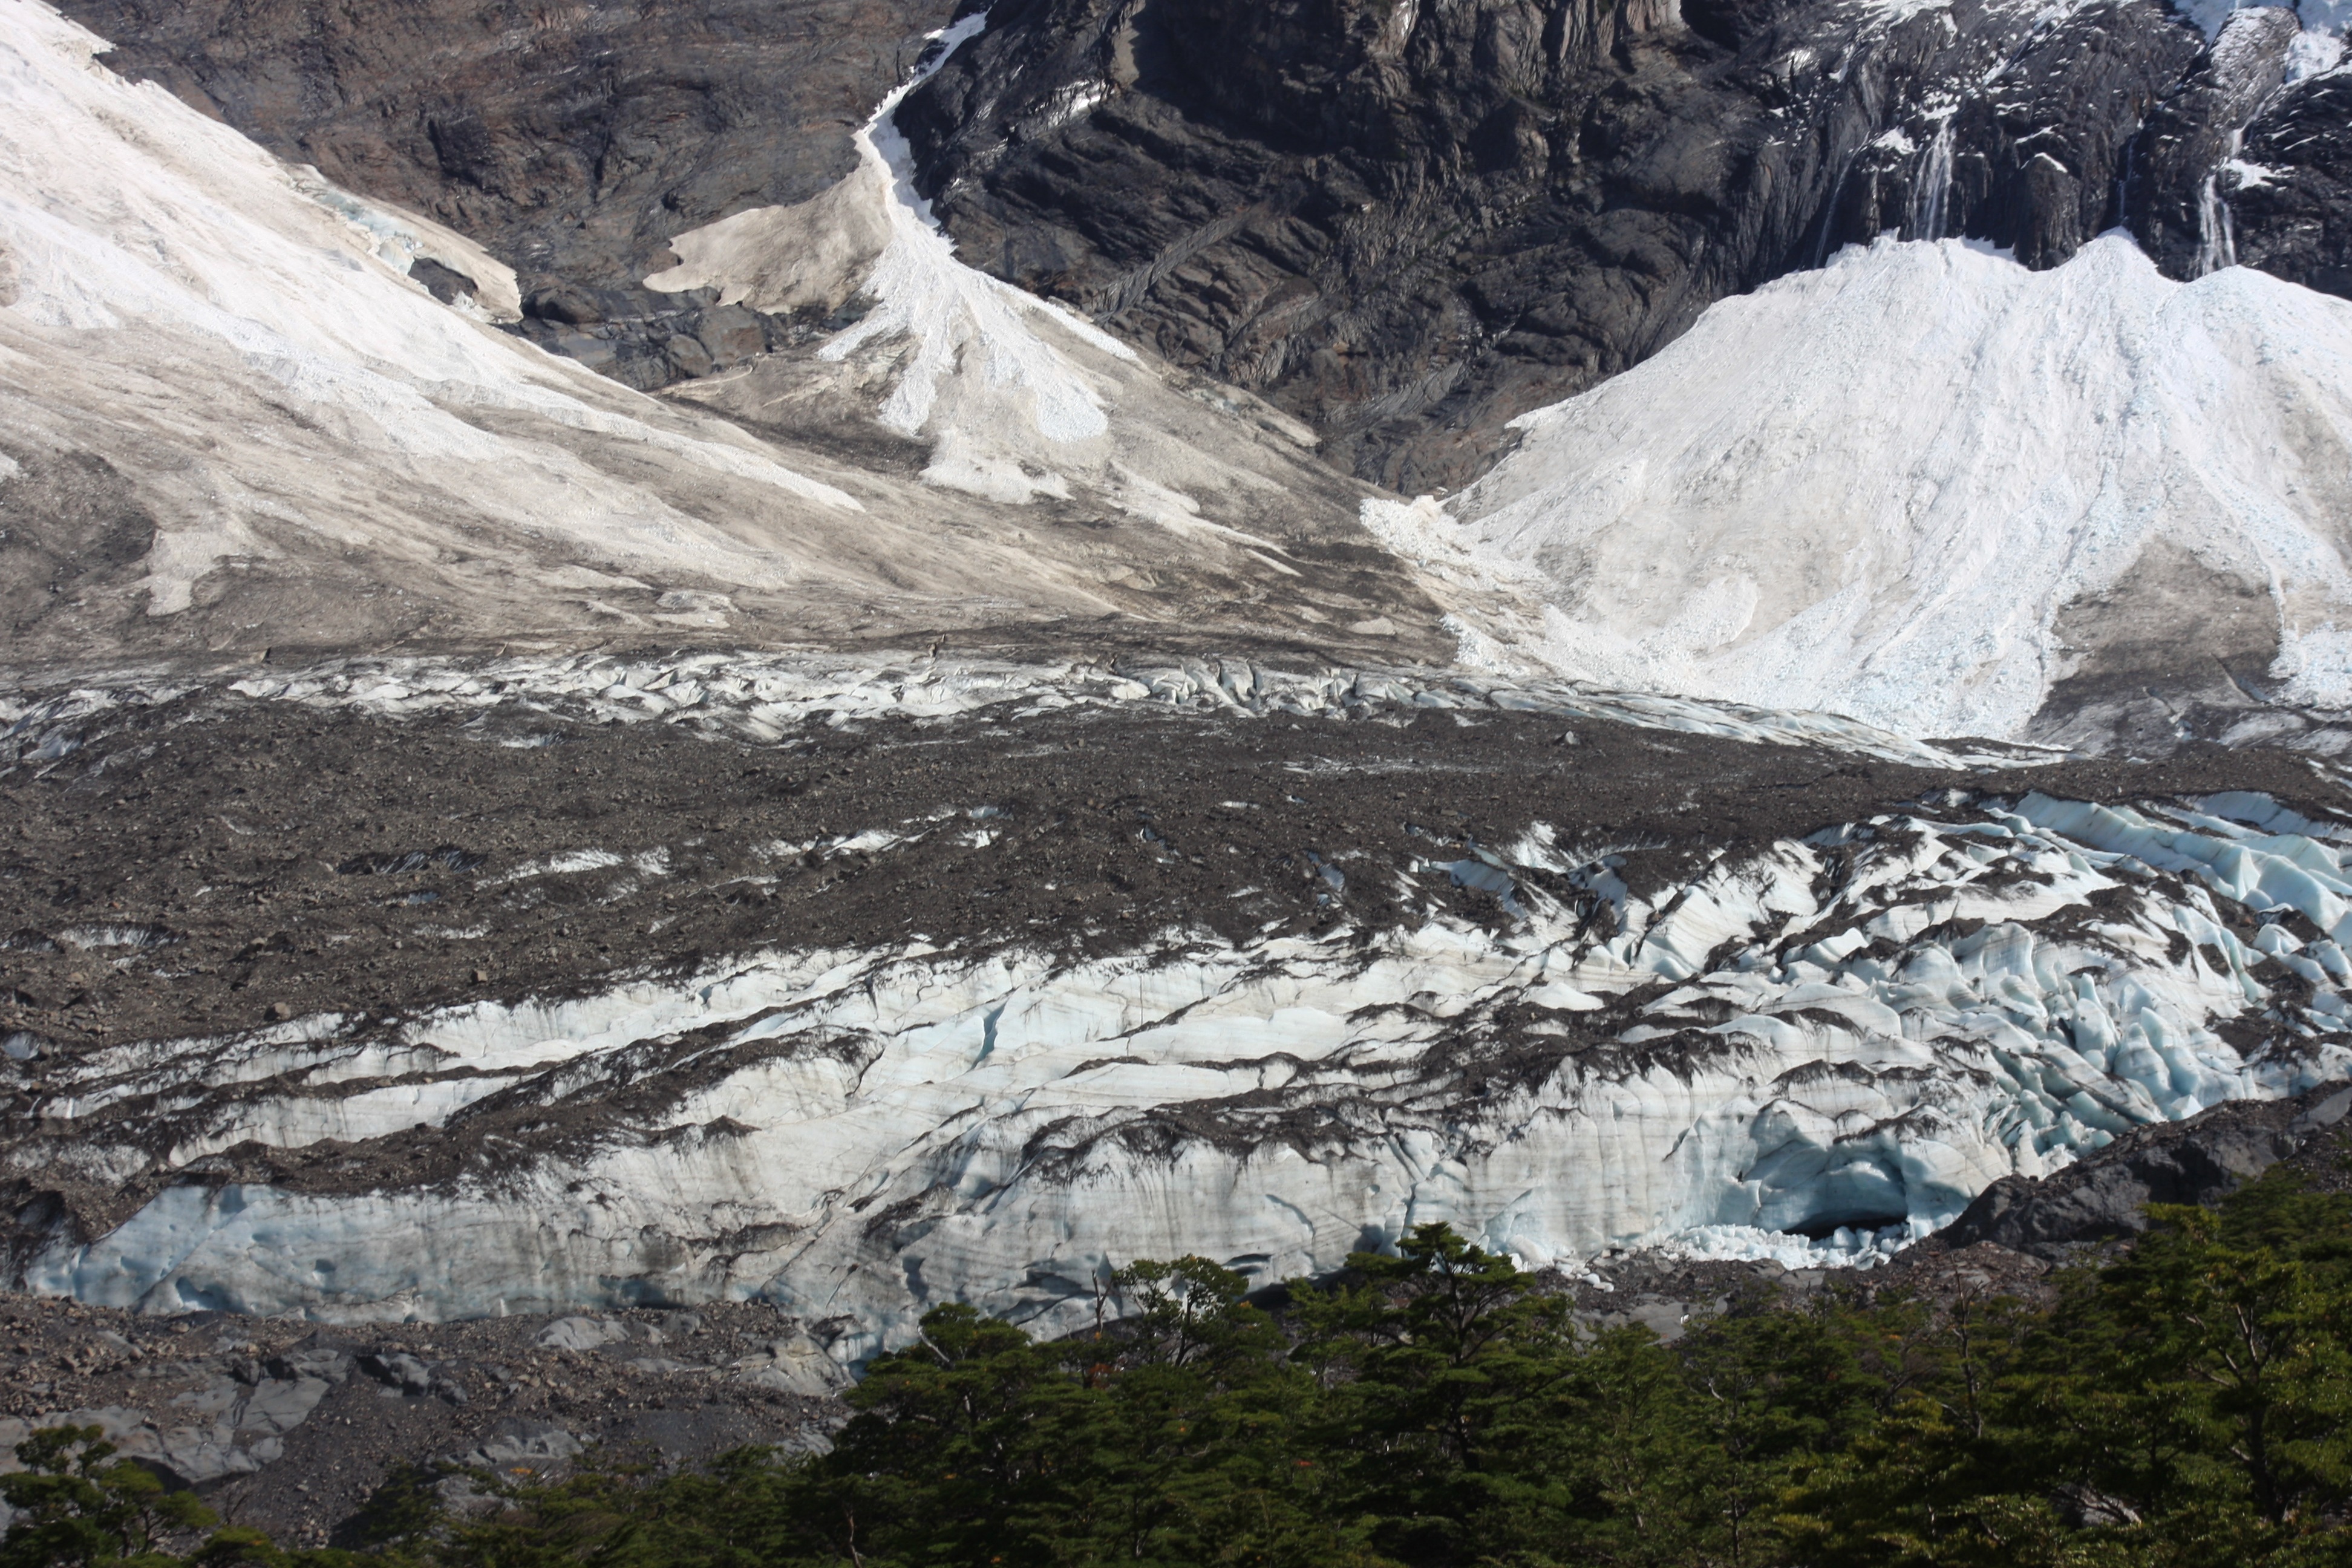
1441,234 -> 2352,741
0,0 -> 1423,659
0,0 -> 867,611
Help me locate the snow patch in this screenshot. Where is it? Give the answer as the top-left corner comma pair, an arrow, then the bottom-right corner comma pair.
817,12 -> 1137,444
2285,24 -> 2346,79
650,11 -> 1134,457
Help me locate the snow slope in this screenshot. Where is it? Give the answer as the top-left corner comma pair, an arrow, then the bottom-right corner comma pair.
642,13 -> 1333,535
1441,235 -> 2352,741
0,0 -> 879,604
0,0 -> 1428,663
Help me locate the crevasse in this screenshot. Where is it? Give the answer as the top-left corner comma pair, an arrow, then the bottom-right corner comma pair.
18,788 -> 2347,1364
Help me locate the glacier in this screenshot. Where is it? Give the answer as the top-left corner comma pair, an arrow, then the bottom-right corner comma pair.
9,0 -> 2352,1376
10,658 -> 2348,1359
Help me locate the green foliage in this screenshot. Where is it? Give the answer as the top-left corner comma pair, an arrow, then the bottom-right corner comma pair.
0,1425 -> 368,1568
1788,1172 -> 2352,1568
0,1424 -> 215,1568
72,1174 -> 2352,1568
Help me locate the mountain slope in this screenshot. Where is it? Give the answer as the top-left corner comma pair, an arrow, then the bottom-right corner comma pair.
895,0 -> 2260,488
1432,234 -> 2352,747
51,0 -> 961,391
0,0 -> 1444,668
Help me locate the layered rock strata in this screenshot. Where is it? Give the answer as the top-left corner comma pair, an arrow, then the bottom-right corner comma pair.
897,0 -> 2325,485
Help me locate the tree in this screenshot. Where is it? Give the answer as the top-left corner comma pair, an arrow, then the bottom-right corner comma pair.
0,1426 -> 218,1568
1292,1224 -> 1575,1565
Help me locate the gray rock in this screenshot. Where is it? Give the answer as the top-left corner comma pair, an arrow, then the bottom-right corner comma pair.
456,1419 -> 584,1472
898,0 -> 2210,487
731,1330 -> 852,1396
265,1345 -> 352,1385
1939,1078 -> 2352,1258
2224,67 -> 2352,299
358,1351 -> 436,1396
534,1316 -> 628,1352
232,1376 -> 333,1436
2127,7 -> 2304,279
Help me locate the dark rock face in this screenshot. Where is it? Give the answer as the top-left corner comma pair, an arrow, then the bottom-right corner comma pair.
2125,7 -> 2301,278
56,0 -> 2339,478
51,0 -> 958,390
512,285 -> 856,394
2164,34 -> 2352,296
1939,1079 -> 2352,1258
898,0 -> 2209,488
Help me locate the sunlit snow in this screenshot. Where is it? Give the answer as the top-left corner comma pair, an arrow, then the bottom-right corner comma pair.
1431,235 -> 2352,740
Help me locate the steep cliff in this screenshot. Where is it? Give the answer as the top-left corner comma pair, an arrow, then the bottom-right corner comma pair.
895,0 -> 2216,485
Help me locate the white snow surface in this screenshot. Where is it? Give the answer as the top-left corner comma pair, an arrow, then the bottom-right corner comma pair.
0,0 -> 1380,655
649,13 -> 1134,448
1439,235 -> 2352,740
17,787 -> 2350,1356
644,12 -> 1323,532
0,0 -> 889,616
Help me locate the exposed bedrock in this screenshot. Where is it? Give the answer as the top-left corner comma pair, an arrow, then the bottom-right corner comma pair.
1939,1076 -> 2352,1255
53,0 -> 2352,484
896,0 -> 2234,488
46,0 -> 960,391
2218,55 -> 2352,296
2125,5 -> 2303,278
5,655 -> 2351,1354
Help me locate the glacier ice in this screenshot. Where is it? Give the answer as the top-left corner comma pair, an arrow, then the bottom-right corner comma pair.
1,648 -> 2066,779
15,775 -> 2348,1362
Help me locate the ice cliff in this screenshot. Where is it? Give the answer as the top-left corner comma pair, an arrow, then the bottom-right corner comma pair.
8,661 -> 2347,1357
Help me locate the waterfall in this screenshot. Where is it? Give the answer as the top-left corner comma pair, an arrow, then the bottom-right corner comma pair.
1813,149 -> 1860,267
2196,129 -> 2243,275
1911,121 -> 1955,241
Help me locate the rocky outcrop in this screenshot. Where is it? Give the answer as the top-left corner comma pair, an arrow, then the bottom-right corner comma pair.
49,0 -> 959,391
1939,1079 -> 2352,1256
897,0 -> 2212,488
0,1295 -> 840,1547
2138,15 -> 2352,298
2222,64 -> 2352,296
2125,6 -> 2303,278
